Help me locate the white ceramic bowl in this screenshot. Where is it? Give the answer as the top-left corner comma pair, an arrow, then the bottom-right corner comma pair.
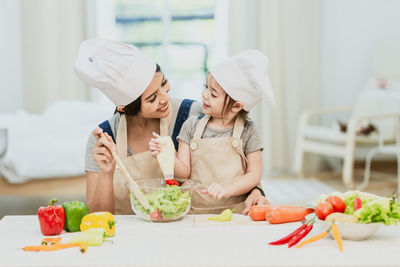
306,214 -> 381,241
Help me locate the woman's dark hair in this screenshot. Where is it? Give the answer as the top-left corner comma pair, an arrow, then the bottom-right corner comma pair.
115,64 -> 161,116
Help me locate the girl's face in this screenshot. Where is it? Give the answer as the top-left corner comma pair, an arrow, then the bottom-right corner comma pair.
202,74 -> 228,118
140,72 -> 171,118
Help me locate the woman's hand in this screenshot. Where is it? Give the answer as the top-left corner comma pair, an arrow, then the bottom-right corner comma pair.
149,132 -> 161,158
201,183 -> 232,200
243,189 -> 269,215
92,127 -> 116,174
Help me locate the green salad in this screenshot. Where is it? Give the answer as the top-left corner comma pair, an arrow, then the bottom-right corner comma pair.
317,190 -> 400,225
130,186 -> 190,220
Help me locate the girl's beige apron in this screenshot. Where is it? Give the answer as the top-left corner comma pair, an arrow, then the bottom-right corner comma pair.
113,115 -> 168,214
189,115 -> 248,214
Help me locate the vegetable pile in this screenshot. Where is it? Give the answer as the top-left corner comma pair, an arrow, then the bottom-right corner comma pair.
130,185 -> 191,221
316,190 -> 400,225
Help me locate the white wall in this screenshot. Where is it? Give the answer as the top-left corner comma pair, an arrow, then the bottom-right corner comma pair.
321,0 -> 400,113
0,0 -> 23,113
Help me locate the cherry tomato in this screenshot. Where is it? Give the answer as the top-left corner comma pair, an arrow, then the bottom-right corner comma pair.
149,209 -> 162,221
315,202 -> 334,220
326,195 -> 346,213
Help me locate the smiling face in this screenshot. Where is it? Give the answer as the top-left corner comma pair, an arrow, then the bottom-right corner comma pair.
202,74 -> 228,118
140,72 -> 171,118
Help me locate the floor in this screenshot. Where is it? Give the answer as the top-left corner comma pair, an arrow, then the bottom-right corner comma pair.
0,163 -> 398,219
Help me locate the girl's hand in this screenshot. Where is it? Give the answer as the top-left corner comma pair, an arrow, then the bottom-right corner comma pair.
92,127 -> 116,174
149,132 -> 161,158
201,183 -> 231,200
243,189 -> 269,215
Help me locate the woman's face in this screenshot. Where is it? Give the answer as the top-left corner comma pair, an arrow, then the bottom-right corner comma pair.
140,72 -> 171,118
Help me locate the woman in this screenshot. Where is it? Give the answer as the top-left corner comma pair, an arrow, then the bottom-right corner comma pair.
74,38 -> 267,214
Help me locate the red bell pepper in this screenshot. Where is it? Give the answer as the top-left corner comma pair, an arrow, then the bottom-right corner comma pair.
354,197 -> 362,210
166,179 -> 179,186
37,198 -> 65,236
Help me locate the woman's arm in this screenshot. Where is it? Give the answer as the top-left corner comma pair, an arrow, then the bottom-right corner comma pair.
86,128 -> 116,213
202,150 -> 262,199
86,171 -> 115,213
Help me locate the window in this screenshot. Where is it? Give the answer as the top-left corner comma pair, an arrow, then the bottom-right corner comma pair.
114,0 -> 228,101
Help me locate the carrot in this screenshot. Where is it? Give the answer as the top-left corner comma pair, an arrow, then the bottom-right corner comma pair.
24,243 -> 87,253
249,205 -> 269,221
266,206 -> 314,224
331,223 -> 343,252
296,230 -> 329,248
24,243 -> 80,251
249,205 -> 300,221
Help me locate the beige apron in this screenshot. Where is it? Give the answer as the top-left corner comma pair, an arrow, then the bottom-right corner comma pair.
113,115 -> 169,214
189,115 -> 248,214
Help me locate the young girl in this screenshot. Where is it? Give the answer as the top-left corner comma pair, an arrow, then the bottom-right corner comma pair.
150,50 -> 275,214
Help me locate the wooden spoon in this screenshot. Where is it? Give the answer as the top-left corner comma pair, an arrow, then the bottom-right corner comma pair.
101,133 -> 150,209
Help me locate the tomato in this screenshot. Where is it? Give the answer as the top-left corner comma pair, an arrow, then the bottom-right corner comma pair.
149,209 -> 162,221
315,202 -> 334,220
326,195 -> 346,213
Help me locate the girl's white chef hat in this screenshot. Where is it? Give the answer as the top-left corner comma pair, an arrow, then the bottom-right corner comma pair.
74,39 -> 156,106
209,50 -> 275,111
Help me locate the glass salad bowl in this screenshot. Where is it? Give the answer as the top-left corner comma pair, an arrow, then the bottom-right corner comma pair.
126,178 -> 197,222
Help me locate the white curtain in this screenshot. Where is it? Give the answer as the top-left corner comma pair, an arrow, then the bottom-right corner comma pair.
229,0 -> 322,175
20,0 -> 89,113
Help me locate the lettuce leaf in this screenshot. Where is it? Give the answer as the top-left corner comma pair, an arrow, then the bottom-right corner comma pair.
131,186 -> 190,219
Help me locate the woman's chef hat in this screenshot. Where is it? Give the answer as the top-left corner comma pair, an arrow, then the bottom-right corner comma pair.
74,39 -> 156,106
209,50 -> 275,111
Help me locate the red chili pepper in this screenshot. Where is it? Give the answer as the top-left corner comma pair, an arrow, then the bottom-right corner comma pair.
37,198 -> 65,236
288,224 -> 313,247
269,223 -> 307,245
166,179 -> 179,186
354,197 -> 362,210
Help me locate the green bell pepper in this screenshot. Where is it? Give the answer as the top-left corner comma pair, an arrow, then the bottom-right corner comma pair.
62,201 -> 89,232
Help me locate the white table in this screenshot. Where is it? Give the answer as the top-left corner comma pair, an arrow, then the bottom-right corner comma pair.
1,215 -> 399,267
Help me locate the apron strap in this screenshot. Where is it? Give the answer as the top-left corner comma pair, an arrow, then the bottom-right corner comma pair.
116,114 -> 128,158
193,114 -> 211,139
232,115 -> 245,139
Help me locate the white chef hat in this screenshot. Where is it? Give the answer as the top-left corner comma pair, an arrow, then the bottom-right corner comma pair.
74,38 -> 156,106
209,50 -> 275,111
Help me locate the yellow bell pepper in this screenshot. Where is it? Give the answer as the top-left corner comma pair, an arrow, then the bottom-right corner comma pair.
80,212 -> 116,236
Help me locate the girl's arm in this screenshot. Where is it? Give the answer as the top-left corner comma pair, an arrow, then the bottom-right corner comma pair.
174,140 -> 191,178
149,133 -> 191,179
225,150 -> 262,196
202,150 -> 262,199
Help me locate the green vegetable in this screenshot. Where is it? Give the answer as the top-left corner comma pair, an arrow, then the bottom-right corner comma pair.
208,209 -> 236,222
68,228 -> 106,246
131,186 -> 190,219
62,201 -> 90,232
